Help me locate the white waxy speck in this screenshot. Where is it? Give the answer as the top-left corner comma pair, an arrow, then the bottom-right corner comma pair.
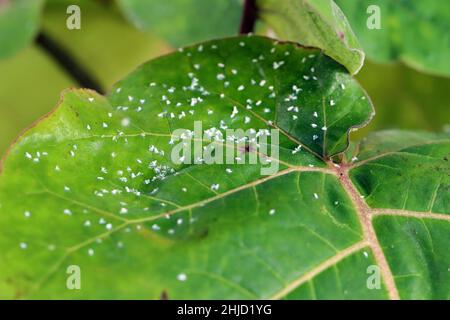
273,61 -> 285,69
216,73 -> 225,80
120,207 -> 128,214
226,168 -> 233,174
177,273 -> 187,281
363,251 -> 369,258
88,97 -> 94,102
269,209 -> 276,215
230,106 -> 238,118
106,223 -> 113,230
88,248 -> 94,256
63,209 -> 72,215
24,211 -> 31,218
330,99 -> 335,106
238,85 -> 245,91
86,124 -> 91,130
311,123 -> 317,128
244,116 -> 251,124
340,83 -> 346,90
20,242 -> 27,249
182,187 -> 187,192
152,224 -> 160,231
102,122 -> 108,128
292,145 -> 302,154
211,184 -> 220,191
121,117 -> 130,127
84,220 -> 91,227
313,193 -> 319,199
321,126 -> 327,131
177,218 -> 183,225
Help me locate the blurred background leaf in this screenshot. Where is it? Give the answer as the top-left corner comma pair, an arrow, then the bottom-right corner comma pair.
335,0 -> 450,78
0,0 -> 170,154
0,0 -> 44,59
116,0 -> 243,46
353,60 -> 450,140
41,0 -> 171,88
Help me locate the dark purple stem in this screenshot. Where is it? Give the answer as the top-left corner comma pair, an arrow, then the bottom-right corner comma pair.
239,0 -> 258,34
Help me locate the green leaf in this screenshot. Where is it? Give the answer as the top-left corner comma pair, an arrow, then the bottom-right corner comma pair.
335,0 -> 450,77
0,36 -> 448,300
0,0 -> 44,59
257,0 -> 365,75
116,0 -> 243,46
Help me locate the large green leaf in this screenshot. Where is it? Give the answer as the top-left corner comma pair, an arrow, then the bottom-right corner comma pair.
0,36 -> 448,300
0,0 -> 44,59
335,0 -> 450,77
257,0 -> 365,75
116,0 -> 242,46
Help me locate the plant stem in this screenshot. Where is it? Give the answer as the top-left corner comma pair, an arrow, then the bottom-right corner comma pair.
239,0 -> 258,34
36,32 -> 104,94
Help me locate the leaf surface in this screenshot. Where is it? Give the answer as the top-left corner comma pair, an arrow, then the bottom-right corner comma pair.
0,36 -> 448,299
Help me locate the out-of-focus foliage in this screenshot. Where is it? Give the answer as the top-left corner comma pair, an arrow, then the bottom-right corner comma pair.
0,0 -> 44,59
335,0 -> 450,77
117,0 -> 243,46
0,0 -> 170,154
0,45 -> 74,153
354,61 -> 450,140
